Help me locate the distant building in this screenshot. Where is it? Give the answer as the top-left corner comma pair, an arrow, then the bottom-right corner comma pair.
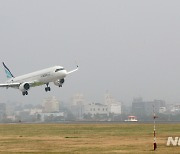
39,112 -> 65,122
72,93 -> 84,106
29,108 -> 43,115
170,105 -> 180,113
145,100 -> 165,115
109,103 -> 122,115
104,92 -> 122,115
132,99 -> 146,117
159,107 -> 167,113
0,103 -> 6,120
84,102 -> 109,117
104,92 -> 116,105
132,98 -> 166,117
43,96 -> 60,113
71,93 -> 85,119
6,115 -> 16,121
6,104 -> 15,116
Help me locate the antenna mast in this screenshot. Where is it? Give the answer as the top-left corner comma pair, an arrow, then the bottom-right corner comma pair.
153,105 -> 157,151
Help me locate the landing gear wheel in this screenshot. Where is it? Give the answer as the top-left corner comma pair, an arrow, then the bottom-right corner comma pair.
22,91 -> 28,96
45,86 -> 51,92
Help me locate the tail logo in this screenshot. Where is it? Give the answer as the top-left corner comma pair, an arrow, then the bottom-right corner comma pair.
2,62 -> 14,79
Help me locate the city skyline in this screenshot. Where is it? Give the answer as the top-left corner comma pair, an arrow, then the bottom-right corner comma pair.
1,94 -> 180,123
1,92 -> 180,106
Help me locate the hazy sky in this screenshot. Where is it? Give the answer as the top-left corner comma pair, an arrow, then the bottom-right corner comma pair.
0,0 -> 180,105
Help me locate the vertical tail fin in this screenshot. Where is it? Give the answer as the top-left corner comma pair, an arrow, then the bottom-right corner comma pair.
2,62 -> 14,79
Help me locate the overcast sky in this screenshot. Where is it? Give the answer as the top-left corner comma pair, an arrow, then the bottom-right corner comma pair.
0,0 -> 180,105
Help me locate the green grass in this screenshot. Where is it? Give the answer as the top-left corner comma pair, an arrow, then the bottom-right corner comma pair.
0,123 -> 179,153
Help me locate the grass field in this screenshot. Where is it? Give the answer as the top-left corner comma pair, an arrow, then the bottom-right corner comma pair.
0,123 -> 179,153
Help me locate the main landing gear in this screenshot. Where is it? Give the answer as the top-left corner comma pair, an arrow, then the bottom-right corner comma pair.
22,91 -> 28,96
45,83 -> 51,92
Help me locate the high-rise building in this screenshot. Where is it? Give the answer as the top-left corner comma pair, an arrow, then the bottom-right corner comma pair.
104,92 -> 122,115
132,98 -> 166,117
104,92 -> 116,105
43,96 -> 59,113
132,99 -> 146,117
71,93 -> 85,119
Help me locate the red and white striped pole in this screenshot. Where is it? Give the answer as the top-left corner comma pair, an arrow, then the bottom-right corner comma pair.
153,105 -> 157,151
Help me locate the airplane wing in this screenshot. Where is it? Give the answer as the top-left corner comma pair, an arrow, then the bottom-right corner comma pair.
0,82 -> 20,88
67,65 -> 79,74
0,81 -> 44,88
30,81 -> 44,87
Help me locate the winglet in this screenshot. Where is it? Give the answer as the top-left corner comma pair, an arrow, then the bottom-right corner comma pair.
2,62 -> 14,79
67,65 -> 79,74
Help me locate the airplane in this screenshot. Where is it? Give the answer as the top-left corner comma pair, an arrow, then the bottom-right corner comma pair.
0,62 -> 78,96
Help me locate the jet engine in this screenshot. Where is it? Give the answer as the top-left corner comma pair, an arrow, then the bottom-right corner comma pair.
54,79 -> 65,87
19,83 -> 30,92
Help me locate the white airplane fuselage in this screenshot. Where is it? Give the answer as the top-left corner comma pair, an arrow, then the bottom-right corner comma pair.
9,66 -> 67,85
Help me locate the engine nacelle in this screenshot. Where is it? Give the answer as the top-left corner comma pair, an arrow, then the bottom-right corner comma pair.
54,79 -> 65,87
19,83 -> 30,92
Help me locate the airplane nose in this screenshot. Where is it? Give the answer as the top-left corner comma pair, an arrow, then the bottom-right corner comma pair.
63,70 -> 67,77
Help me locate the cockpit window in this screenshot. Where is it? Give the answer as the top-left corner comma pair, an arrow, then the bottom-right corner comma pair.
55,68 -> 64,72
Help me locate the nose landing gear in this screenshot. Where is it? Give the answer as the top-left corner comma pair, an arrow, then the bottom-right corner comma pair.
45,83 -> 51,92
45,87 -> 51,92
